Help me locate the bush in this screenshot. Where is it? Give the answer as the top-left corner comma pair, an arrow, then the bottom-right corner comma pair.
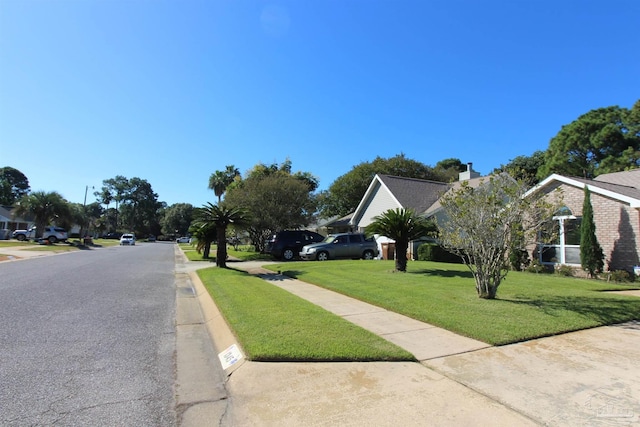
417,243 -> 463,263
555,264 -> 574,277
526,260 -> 551,274
607,270 -> 635,283
509,248 -> 530,271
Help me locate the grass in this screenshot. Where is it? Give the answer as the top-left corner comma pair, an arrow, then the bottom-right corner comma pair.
0,241 -> 30,247
264,260 -> 640,345
90,238 -> 122,247
0,240 -> 80,252
182,244 -> 271,262
198,267 -> 415,362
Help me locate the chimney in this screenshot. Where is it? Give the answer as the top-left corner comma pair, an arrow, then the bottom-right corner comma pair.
459,162 -> 481,181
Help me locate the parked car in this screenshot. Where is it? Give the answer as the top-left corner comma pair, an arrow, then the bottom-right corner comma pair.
264,230 -> 325,261
119,233 -> 136,245
147,235 -> 156,242
299,233 -> 378,261
176,236 -> 191,243
101,232 -> 122,239
12,226 -> 68,243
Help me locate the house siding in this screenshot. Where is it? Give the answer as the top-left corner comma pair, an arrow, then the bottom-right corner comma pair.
354,183 -> 402,231
538,183 -> 640,272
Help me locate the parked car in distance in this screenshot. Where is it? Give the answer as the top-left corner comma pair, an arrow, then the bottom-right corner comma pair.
147,235 -> 156,242
265,230 -> 325,261
12,226 -> 68,243
119,233 -> 136,245
299,233 -> 378,261
176,236 -> 191,243
101,232 -> 122,239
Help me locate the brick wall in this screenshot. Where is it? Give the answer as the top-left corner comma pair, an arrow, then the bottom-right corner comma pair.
538,183 -> 640,272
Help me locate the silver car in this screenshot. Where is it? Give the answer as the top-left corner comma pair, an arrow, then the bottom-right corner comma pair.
119,233 -> 136,246
299,233 -> 378,261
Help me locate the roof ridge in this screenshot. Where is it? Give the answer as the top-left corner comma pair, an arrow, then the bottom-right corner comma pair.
377,174 -> 451,186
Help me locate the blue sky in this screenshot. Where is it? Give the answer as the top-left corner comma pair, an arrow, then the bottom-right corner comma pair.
1,0 -> 638,208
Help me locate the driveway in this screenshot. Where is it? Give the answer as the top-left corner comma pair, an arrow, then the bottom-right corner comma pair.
425,322 -> 640,426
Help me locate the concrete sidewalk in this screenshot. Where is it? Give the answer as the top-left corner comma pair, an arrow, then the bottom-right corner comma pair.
181,258 -> 537,426
180,255 -> 640,426
233,261 -> 490,361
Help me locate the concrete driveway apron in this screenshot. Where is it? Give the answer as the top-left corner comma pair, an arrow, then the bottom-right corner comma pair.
425,321 -> 640,426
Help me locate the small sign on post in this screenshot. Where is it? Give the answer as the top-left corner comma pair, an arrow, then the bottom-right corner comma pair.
218,344 -> 243,370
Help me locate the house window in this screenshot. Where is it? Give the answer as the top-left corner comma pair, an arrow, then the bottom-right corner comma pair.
538,207 -> 582,265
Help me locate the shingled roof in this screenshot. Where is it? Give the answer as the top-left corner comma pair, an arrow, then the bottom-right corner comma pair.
526,170 -> 640,208
376,174 -> 449,213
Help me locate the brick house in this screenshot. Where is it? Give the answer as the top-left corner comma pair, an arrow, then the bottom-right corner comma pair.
525,170 -> 640,273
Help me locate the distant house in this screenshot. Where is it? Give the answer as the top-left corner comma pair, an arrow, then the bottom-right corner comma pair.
320,213 -> 354,235
525,169 -> 640,273
350,163 -> 484,259
0,206 -> 33,238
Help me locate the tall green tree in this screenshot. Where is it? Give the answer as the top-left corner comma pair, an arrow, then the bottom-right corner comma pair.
119,177 -> 164,236
538,101 -> 640,179
13,191 -> 70,238
433,158 -> 467,183
99,175 -> 129,230
580,187 -> 604,278
161,203 -> 194,236
437,175 -> 556,299
0,167 -> 30,205
208,165 -> 239,203
365,208 -> 436,272
224,161 -> 318,251
99,176 -> 163,236
191,202 -> 249,267
494,151 -> 546,188
319,154 -> 447,218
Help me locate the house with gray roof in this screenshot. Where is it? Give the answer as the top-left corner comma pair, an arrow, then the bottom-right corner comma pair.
351,163 -> 640,274
350,163 -> 484,259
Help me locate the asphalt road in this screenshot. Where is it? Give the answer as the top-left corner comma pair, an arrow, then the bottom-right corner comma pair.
0,242 -> 177,426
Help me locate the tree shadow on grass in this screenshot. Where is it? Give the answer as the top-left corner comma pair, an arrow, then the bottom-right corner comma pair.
411,268 -> 474,279
251,270 -> 305,281
500,294 -> 640,325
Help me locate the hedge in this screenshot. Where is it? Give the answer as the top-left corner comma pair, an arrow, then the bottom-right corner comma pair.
417,243 -> 463,263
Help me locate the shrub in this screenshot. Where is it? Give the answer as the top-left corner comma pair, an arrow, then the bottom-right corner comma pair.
509,248 -> 530,271
417,243 -> 463,263
607,270 -> 634,283
526,260 -> 550,274
555,264 -> 574,277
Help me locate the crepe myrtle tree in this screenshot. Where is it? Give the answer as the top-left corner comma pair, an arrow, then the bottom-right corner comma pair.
437,174 -> 557,299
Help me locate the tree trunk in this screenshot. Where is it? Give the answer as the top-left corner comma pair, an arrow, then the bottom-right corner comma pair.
476,281 -> 498,299
216,225 -> 227,268
395,241 -> 409,272
203,242 -> 211,259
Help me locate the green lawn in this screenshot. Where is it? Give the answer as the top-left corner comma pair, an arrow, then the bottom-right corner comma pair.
182,244 -> 271,262
0,241 -> 30,247
198,267 -> 415,362
264,260 -> 640,345
0,240 -> 80,252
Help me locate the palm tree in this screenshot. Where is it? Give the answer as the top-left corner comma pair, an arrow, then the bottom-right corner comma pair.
190,221 -> 217,259
208,165 -> 239,203
13,191 -> 69,238
192,202 -> 249,267
365,208 -> 436,272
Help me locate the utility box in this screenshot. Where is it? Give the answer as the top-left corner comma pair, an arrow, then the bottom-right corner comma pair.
0,229 -> 10,240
